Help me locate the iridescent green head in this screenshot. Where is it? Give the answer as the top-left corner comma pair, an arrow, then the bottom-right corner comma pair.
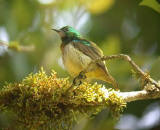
60,26 -> 81,38
53,26 -> 81,44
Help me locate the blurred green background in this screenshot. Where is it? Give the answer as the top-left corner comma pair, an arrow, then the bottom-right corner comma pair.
0,0 -> 160,129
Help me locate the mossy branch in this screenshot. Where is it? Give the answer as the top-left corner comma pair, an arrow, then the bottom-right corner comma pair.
0,54 -> 160,130
0,68 -> 125,129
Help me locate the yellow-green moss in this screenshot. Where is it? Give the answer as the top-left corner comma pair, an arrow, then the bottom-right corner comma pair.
0,68 -> 126,130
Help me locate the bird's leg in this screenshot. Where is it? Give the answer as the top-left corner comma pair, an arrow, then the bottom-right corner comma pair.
65,63 -> 96,94
73,71 -> 86,86
66,71 -> 87,93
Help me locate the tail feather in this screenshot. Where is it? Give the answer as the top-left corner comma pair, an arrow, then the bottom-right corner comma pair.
85,67 -> 118,90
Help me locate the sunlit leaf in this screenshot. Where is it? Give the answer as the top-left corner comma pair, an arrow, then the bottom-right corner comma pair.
140,0 -> 160,13
81,0 -> 115,14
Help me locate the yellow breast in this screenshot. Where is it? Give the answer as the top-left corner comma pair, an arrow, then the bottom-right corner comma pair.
62,44 -> 92,76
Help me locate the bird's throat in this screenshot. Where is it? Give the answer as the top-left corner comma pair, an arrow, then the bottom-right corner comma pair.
62,36 -> 74,44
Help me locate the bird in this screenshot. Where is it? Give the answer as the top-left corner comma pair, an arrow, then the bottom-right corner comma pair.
53,26 -> 118,89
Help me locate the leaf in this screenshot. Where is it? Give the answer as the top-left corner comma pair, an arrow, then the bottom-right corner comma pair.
81,0 -> 115,14
140,0 -> 160,14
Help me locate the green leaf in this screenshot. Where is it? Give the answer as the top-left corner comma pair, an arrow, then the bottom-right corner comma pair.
140,0 -> 160,13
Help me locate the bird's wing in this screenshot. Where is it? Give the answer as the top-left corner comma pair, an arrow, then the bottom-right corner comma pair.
71,40 -> 108,74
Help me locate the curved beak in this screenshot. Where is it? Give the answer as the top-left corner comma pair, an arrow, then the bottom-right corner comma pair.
52,28 -> 65,38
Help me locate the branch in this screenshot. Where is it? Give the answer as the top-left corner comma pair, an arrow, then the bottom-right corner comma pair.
0,67 -> 159,129
119,82 -> 160,102
67,54 -> 160,93
96,54 -> 159,88
68,54 -> 160,103
0,68 -> 125,129
0,54 -> 160,129
0,40 -> 35,52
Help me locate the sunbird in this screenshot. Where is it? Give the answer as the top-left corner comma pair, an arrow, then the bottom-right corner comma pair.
53,26 -> 118,89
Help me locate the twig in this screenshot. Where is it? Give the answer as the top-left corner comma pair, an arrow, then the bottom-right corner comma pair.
67,54 -> 160,93
95,54 -> 159,89
0,40 -> 35,52
119,83 -> 160,102
0,41 -> 9,46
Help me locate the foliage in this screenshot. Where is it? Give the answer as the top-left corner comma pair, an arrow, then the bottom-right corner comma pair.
81,0 -> 115,14
140,0 -> 160,13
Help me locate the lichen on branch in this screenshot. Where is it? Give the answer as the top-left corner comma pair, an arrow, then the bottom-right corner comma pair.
0,68 -> 126,130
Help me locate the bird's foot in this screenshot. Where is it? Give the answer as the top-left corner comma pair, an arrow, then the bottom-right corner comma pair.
65,71 -> 87,94
73,71 -> 86,86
